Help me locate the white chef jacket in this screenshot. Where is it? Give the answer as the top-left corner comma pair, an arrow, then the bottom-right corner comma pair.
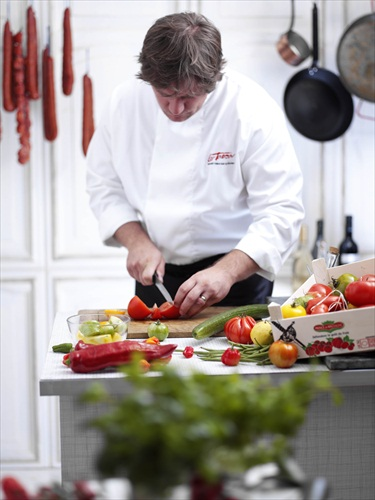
86,69 -> 304,281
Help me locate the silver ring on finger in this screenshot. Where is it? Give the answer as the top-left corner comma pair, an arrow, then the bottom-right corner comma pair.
199,294 -> 207,302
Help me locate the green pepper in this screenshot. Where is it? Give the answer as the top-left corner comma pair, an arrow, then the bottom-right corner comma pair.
52,342 -> 73,353
147,320 -> 169,341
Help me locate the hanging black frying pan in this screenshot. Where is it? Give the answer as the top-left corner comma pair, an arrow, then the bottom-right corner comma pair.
284,3 -> 354,141
337,12 -> 375,102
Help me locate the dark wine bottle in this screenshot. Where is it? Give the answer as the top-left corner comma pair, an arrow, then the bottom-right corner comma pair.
338,216 -> 359,265
311,219 -> 327,259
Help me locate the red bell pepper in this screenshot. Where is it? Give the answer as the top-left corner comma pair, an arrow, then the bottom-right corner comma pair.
221,347 -> 241,366
65,340 -> 177,373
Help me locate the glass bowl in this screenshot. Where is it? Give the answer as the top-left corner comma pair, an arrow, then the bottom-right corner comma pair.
67,312 -> 130,346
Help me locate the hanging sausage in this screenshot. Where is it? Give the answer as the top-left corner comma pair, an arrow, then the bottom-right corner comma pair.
25,5 -> 39,99
42,30 -> 58,141
82,50 -> 95,156
62,5 -> 74,95
13,31 -> 31,164
2,19 -> 16,112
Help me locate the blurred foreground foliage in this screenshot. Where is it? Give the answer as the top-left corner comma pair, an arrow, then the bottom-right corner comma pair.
81,361 -> 342,495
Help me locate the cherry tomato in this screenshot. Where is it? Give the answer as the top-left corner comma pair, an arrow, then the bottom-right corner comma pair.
224,316 -> 256,344
360,274 -> 375,282
323,295 -> 346,312
308,283 -> 332,298
128,296 -> 151,320
159,302 -> 181,319
332,273 -> 358,295
309,303 -> 329,315
281,304 -> 306,318
345,280 -> 375,307
268,340 -> 298,368
306,295 -> 345,314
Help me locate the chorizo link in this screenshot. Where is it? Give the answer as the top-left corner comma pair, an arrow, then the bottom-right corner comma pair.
2,20 -> 16,112
13,31 -> 31,164
82,73 -> 95,156
42,45 -> 58,141
25,6 -> 39,99
62,7 -> 74,95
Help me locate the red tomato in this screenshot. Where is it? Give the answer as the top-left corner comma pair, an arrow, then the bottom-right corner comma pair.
310,303 -> 329,315
268,340 -> 298,368
306,298 -> 323,314
224,316 -> 256,344
127,296 -> 152,320
345,280 -> 375,307
308,283 -> 332,298
306,295 -> 345,314
360,274 -> 375,283
159,302 -> 181,319
323,295 -> 346,312
150,306 -> 163,320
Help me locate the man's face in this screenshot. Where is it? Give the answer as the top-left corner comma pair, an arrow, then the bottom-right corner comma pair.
152,82 -> 208,122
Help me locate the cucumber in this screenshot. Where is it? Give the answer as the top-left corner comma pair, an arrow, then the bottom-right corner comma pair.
192,304 -> 270,340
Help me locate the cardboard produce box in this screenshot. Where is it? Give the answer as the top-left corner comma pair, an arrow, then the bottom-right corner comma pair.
268,257 -> 375,359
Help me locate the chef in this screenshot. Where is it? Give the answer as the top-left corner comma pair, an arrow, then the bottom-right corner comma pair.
86,12 -> 304,317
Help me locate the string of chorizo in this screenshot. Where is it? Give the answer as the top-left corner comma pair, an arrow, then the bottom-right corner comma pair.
82,73 -> 95,156
62,7 -> 74,95
2,20 -> 16,112
25,5 -> 39,99
42,43 -> 58,141
13,31 -> 31,165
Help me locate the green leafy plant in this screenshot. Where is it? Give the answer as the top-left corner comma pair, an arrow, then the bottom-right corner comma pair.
82,361 -> 341,496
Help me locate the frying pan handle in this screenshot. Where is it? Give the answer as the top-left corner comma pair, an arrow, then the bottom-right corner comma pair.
288,0 -> 296,32
312,3 -> 319,65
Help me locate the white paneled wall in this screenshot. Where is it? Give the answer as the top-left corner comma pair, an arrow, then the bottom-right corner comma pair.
1,0 -> 374,484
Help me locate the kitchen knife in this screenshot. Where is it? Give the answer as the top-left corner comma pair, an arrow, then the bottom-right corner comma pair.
153,272 -> 173,303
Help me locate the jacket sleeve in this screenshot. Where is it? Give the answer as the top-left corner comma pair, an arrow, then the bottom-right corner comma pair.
86,97 -> 139,247
235,101 -> 304,281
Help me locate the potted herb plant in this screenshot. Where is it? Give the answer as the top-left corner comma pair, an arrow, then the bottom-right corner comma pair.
82,362 -> 339,499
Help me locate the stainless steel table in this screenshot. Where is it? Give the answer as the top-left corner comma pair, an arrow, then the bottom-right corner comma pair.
40,313 -> 375,500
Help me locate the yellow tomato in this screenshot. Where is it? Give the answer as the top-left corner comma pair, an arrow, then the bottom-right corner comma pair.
281,304 -> 307,319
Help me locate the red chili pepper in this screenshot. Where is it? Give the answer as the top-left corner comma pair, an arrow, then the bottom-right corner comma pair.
183,346 -> 194,358
66,340 -> 177,373
221,347 -> 241,366
1,476 -> 31,500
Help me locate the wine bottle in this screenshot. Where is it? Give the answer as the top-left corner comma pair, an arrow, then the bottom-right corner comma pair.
311,219 -> 327,260
292,224 -> 313,291
338,215 -> 359,265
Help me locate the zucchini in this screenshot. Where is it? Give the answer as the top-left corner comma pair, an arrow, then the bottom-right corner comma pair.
192,304 -> 269,340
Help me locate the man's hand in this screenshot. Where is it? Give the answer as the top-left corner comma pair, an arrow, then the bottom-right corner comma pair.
114,222 -> 165,285
174,250 -> 260,317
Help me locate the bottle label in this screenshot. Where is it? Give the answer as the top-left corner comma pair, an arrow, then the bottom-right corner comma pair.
340,253 -> 358,264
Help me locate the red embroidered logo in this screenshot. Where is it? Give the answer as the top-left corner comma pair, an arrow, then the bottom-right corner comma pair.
208,152 -> 235,163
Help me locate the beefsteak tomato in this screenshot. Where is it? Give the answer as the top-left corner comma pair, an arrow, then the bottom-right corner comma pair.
224,315 -> 256,344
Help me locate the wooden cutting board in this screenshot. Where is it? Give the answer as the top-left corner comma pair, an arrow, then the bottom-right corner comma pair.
78,307 -> 231,338
128,307 -> 231,338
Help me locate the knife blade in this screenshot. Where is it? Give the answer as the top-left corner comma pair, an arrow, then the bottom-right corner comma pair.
153,272 -> 173,303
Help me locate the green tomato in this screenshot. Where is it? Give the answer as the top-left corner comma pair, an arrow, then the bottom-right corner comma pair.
147,320 -> 169,341
332,273 -> 358,295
